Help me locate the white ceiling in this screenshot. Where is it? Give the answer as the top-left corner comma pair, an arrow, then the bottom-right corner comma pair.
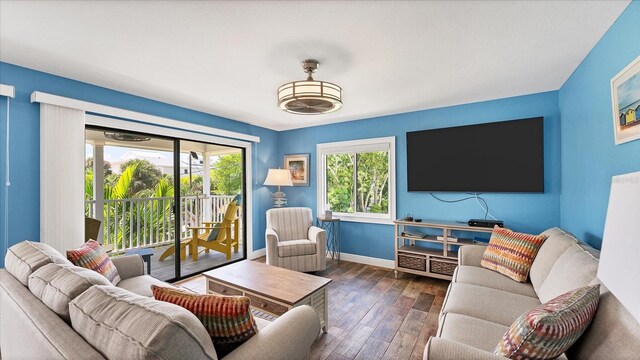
0,1 -> 629,131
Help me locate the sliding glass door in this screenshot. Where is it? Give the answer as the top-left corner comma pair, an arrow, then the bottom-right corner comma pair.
176,139 -> 245,279
84,127 -> 246,281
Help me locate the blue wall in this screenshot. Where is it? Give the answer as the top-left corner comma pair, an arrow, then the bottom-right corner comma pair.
278,92 -> 562,260
0,62 -> 279,267
558,1 -> 640,249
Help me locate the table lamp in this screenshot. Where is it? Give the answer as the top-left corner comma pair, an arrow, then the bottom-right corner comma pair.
597,171 -> 640,324
263,169 -> 293,207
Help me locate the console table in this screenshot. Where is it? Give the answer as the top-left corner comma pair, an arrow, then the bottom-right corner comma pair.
394,219 -> 494,280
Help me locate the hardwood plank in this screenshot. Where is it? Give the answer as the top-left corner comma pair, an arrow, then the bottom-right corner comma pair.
412,293 -> 435,312
334,305 -> 370,332
371,312 -> 405,343
359,301 -> 392,329
398,309 -> 428,337
410,312 -> 439,360
325,353 -> 351,360
311,326 -> 348,360
354,337 -> 390,360
382,331 -> 419,360
333,324 -> 375,359
389,295 -> 416,317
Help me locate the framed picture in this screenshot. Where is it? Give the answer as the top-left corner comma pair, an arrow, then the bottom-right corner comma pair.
611,56 -> 640,145
284,154 -> 309,186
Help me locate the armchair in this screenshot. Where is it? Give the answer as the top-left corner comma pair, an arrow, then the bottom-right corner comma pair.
265,207 -> 327,272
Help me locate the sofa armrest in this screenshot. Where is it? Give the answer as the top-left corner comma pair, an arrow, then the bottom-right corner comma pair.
110,255 -> 144,280
425,338 -> 504,360
458,245 -> 486,267
224,305 -> 320,360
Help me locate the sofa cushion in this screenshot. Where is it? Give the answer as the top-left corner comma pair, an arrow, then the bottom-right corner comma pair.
152,285 -> 259,358
67,240 -> 121,285
117,274 -> 175,297
530,228 -> 577,294
441,283 -> 540,326
537,242 -> 599,303
453,265 -> 538,298
277,239 -> 317,257
27,263 -> 110,322
5,240 -> 72,286
481,226 -> 547,282
69,285 -> 217,360
566,286 -> 640,360
438,313 -> 509,352
494,285 -> 600,360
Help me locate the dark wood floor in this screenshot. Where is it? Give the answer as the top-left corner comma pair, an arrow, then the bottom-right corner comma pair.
176,258 -> 449,360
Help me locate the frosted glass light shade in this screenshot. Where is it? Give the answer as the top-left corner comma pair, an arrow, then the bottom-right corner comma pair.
263,169 -> 293,187
597,171 -> 640,324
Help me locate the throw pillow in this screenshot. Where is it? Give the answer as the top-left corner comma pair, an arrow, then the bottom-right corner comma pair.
66,240 -> 121,285
205,224 -> 221,242
481,226 -> 547,282
152,285 -> 258,358
495,284 -> 600,360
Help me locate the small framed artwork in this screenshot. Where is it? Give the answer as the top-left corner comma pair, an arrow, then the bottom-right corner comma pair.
611,56 -> 640,145
284,154 -> 309,186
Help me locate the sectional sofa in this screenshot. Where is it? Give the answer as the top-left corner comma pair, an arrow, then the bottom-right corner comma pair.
0,241 -> 320,360
424,227 -> 640,359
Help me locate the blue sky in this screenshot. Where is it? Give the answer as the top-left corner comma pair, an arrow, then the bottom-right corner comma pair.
617,72 -> 640,110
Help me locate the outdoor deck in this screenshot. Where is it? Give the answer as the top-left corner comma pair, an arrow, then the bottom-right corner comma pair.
143,244 -> 244,281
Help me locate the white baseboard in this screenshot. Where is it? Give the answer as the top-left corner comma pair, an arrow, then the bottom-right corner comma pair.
330,252 -> 394,269
250,248 -> 266,259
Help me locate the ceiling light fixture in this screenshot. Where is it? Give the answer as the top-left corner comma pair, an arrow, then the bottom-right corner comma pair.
277,59 -> 343,115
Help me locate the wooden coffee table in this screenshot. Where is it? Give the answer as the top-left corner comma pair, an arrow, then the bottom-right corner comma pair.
203,260 -> 332,332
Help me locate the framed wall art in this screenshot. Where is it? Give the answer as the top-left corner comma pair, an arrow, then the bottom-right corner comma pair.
284,154 -> 310,186
611,56 -> 640,145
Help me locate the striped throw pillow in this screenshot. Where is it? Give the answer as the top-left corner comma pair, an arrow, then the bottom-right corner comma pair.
495,285 -> 600,359
66,240 -> 121,285
481,226 -> 547,282
152,285 -> 258,358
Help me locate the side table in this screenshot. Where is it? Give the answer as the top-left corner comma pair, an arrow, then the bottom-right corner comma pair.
317,217 -> 341,262
125,248 -> 154,275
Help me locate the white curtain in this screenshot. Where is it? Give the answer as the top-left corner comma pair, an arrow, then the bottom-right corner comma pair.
40,103 -> 85,253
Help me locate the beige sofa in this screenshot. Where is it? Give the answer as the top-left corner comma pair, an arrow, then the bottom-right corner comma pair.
0,241 -> 320,360
424,227 -> 640,359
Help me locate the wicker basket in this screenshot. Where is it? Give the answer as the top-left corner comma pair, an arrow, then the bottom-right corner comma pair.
430,258 -> 457,276
398,253 -> 426,272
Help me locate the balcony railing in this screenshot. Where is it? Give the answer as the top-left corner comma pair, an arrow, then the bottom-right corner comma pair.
85,195 -> 237,253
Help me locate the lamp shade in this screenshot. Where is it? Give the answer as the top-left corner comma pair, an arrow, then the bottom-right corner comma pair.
263,169 -> 293,187
597,171 -> 640,324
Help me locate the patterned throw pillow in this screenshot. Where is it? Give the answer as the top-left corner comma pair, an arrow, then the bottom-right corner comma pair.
152,285 -> 258,358
495,285 -> 600,359
66,240 -> 121,285
481,226 -> 547,282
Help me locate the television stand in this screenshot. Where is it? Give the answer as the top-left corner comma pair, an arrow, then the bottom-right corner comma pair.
393,219 -> 495,280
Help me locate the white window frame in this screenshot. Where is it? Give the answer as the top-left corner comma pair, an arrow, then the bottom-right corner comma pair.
317,136 -> 396,225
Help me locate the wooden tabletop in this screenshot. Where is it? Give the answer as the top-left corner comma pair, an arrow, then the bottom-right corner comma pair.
317,217 -> 340,222
203,260 -> 332,305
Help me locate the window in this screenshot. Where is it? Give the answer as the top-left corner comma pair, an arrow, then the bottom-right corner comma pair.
317,137 -> 395,224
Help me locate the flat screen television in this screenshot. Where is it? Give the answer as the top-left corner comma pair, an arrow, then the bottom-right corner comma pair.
406,117 -> 544,192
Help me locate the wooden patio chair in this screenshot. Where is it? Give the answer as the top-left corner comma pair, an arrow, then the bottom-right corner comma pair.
188,201 -> 240,261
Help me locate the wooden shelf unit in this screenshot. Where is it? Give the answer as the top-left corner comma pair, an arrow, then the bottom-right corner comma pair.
394,219 -> 494,280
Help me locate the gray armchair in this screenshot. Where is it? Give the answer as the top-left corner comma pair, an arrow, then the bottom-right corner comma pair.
265,207 -> 327,272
